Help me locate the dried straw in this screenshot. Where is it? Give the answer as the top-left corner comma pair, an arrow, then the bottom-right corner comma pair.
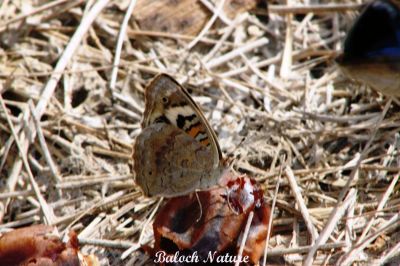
0,0 -> 399,265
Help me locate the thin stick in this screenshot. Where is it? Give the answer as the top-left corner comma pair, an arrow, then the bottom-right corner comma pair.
205,38 -> 269,69
5,0 -> 111,201
280,0 -> 293,78
199,0 -> 231,25
203,13 -> 247,63
0,0 -> 83,30
0,94 -> 56,225
266,242 -> 347,256
304,99 -> 392,265
338,213 -> 400,266
265,3 -> 363,15
285,166 -> 319,241
121,197 -> 163,260
235,211 -> 254,266
28,101 -> 62,186
263,159 -> 283,266
357,175 -> 399,242
36,0 -> 110,118
109,0 -> 137,98
188,0 -> 226,50
303,189 -> 356,266
78,237 -> 136,249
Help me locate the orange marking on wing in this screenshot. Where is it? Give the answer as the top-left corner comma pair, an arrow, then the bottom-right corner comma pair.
187,125 -> 201,138
200,138 -> 210,146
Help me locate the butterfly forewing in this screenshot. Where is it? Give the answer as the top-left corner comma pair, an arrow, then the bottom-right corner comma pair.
142,74 -> 222,168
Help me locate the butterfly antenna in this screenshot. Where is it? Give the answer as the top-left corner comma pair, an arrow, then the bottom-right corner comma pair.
226,186 -> 240,215
195,190 -> 203,223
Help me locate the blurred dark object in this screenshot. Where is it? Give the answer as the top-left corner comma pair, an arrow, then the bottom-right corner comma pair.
0,224 -> 99,266
336,0 -> 400,97
134,0 -> 262,35
255,0 -> 269,24
151,174 -> 271,265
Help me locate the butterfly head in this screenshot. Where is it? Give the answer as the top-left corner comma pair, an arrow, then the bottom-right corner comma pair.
142,74 -> 183,127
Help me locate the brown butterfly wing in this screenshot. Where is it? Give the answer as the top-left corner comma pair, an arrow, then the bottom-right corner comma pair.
142,74 -> 223,168
133,123 -> 222,197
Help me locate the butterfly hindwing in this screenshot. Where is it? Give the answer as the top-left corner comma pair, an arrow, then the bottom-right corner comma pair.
133,123 -> 220,197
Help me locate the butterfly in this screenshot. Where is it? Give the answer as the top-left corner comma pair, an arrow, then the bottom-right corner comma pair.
336,0 -> 400,97
133,74 -> 226,197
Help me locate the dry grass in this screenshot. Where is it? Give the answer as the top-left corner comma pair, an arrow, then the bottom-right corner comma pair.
0,0 -> 399,265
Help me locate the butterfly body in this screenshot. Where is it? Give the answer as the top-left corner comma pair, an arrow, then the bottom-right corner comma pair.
336,0 -> 400,97
133,74 -> 224,197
